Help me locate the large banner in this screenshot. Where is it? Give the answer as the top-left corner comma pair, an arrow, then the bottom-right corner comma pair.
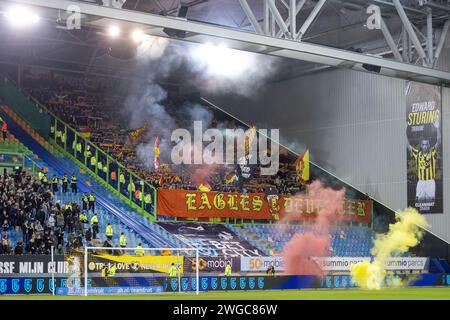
157,189 -> 372,223
185,257 -> 241,273
241,257 -> 429,272
157,222 -> 263,258
0,255 -> 66,274
406,82 -> 443,214
241,256 -> 285,272
87,253 -> 184,274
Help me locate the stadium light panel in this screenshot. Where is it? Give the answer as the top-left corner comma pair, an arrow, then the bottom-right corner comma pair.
5,6 -> 40,28
132,29 -> 145,43
192,43 -> 255,78
107,25 -> 121,37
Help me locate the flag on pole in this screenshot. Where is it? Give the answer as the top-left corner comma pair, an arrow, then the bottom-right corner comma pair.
154,136 -> 161,170
158,175 -> 165,187
128,123 -> 148,143
295,149 -> 310,184
244,126 -> 257,156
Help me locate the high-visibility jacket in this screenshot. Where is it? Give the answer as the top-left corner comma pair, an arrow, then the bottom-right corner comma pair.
119,235 -> 127,247
79,213 -> 87,223
90,156 -> 97,166
225,265 -> 232,276
38,172 -> 45,181
127,182 -> 135,193
102,166 -> 108,174
108,265 -> 116,277
65,204 -> 72,211
105,225 -> 113,237
89,194 -> 96,202
135,245 -> 145,256
62,176 -> 68,183
52,177 -> 58,184
90,215 -> 98,225
83,195 -> 89,204
98,162 -> 103,170
50,126 -> 55,134
61,133 -> 66,142
169,266 -> 178,277
71,176 -> 77,184
144,194 -> 152,204
42,175 -> 48,183
119,174 -> 125,184
76,143 -> 82,152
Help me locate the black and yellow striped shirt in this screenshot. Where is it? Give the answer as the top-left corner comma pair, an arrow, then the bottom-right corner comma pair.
411,147 -> 437,181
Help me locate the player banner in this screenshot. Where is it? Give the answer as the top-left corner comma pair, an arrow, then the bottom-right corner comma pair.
157,189 -> 372,223
406,82 -> 443,214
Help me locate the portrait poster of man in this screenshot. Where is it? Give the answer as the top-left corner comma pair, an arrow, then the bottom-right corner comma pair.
406,82 -> 443,214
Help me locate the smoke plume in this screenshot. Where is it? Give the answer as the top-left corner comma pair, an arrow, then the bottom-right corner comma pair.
281,180 -> 347,276
350,208 -> 429,290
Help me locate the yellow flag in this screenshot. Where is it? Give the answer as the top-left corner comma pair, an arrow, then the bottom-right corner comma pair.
295,149 -> 310,183
198,183 -> 211,192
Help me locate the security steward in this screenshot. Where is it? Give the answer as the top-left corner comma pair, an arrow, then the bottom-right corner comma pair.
169,263 -> 178,277
90,212 -> 99,239
105,223 -> 113,241
82,192 -> 89,211
224,262 -> 232,276
119,232 -> 127,248
70,174 -> 77,194
62,174 -> 69,193
51,175 -> 59,193
135,243 -> 145,257
88,192 -> 96,211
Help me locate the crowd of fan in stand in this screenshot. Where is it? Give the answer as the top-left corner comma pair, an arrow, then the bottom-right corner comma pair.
0,169 -> 143,255
22,71 -> 303,195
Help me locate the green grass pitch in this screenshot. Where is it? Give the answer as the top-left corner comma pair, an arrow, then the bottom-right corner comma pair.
1,287 -> 450,300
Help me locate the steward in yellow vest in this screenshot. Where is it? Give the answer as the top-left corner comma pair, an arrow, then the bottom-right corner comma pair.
119,233 -> 127,248
135,243 -> 145,257
105,223 -> 113,240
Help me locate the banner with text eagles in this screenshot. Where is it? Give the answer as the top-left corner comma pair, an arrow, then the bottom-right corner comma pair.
157,190 -> 372,223
406,82 -> 443,214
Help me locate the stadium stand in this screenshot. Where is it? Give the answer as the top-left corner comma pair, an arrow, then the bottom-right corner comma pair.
0,70 -> 378,262
19,69 -> 303,195
0,106 -> 188,252
228,224 -> 374,257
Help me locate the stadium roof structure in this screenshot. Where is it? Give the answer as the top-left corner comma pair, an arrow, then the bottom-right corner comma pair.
1,0 -> 450,85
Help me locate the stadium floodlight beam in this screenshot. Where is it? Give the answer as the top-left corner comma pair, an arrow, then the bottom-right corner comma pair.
131,29 -> 145,43
193,43 -> 255,78
107,25 -> 121,37
5,6 -> 39,27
